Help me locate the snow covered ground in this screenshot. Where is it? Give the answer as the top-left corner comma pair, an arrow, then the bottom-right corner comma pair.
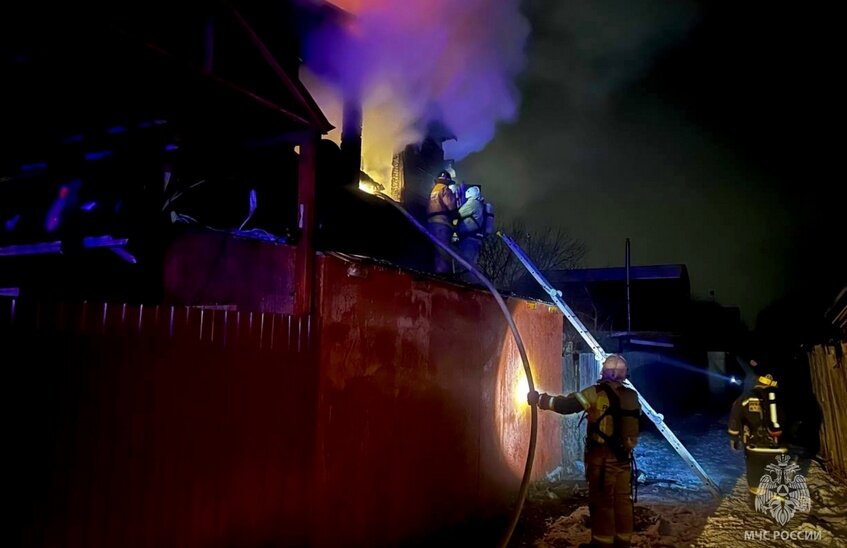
520,416 -> 847,547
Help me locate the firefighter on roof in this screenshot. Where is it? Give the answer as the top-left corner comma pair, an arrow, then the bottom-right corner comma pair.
426,170 -> 458,274
529,354 -> 641,548
454,185 -> 484,282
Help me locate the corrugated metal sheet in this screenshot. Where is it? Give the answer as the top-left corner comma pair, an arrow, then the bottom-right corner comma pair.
312,254 -> 563,545
3,251 -> 563,546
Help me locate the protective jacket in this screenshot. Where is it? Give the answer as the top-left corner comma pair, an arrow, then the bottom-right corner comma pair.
456,197 -> 484,238
541,379 -> 641,461
427,182 -> 457,227
728,378 -> 788,496
728,381 -> 785,450
539,379 -> 641,547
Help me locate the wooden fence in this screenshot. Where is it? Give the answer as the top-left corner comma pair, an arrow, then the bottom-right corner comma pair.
808,343 -> 847,481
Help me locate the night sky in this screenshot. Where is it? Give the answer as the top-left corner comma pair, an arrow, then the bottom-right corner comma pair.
459,0 -> 842,326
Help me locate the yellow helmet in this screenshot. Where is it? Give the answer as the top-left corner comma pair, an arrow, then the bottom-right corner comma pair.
757,374 -> 778,388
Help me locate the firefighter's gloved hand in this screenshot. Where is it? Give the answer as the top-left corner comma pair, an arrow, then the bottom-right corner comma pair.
730,438 -> 741,452
528,391 -> 554,410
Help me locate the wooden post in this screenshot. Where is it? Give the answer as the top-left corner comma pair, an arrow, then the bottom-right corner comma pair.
808,343 -> 847,481
294,134 -> 318,316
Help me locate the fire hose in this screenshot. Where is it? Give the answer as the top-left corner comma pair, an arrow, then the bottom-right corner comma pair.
375,192 -> 535,548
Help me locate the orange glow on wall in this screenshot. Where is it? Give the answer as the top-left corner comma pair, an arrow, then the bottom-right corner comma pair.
493,302 -> 564,479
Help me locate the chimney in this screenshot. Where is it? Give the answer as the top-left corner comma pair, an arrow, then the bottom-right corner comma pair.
340,98 -> 363,188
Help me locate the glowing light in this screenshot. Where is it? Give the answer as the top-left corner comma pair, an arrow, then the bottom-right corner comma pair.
730,376 -> 739,385
301,0 -> 528,203
514,368 -> 530,408
358,175 -> 384,195
495,331 -> 534,477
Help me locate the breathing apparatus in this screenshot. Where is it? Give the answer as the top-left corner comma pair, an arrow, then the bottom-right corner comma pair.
756,374 -> 782,444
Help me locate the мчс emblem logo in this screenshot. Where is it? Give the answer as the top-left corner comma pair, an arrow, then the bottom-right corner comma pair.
755,454 -> 811,526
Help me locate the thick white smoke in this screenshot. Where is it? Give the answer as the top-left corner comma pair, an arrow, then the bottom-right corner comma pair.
301,0 -> 529,186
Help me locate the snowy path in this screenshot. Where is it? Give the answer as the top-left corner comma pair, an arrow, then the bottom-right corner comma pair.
528,417 -> 847,547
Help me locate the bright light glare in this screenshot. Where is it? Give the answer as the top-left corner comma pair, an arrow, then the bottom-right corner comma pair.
357,172 -> 386,196
514,369 -> 529,408
358,180 -> 378,195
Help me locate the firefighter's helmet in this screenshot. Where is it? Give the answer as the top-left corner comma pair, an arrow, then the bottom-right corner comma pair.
757,374 -> 778,388
436,170 -> 454,183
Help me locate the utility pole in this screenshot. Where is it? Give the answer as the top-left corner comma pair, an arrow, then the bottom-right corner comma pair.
625,238 -> 632,332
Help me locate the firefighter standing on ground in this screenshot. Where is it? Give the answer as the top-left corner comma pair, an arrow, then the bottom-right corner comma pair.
426,170 -> 458,274
728,372 -> 787,502
529,355 -> 641,548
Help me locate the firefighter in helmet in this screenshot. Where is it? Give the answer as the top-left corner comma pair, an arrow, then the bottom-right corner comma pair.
426,170 -> 458,274
728,372 -> 787,503
454,185 -> 485,282
529,354 -> 641,548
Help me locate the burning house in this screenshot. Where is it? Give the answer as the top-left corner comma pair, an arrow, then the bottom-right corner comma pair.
2,2 -> 563,546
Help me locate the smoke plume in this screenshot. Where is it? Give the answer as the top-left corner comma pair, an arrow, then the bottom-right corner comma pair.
300,0 -> 529,187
